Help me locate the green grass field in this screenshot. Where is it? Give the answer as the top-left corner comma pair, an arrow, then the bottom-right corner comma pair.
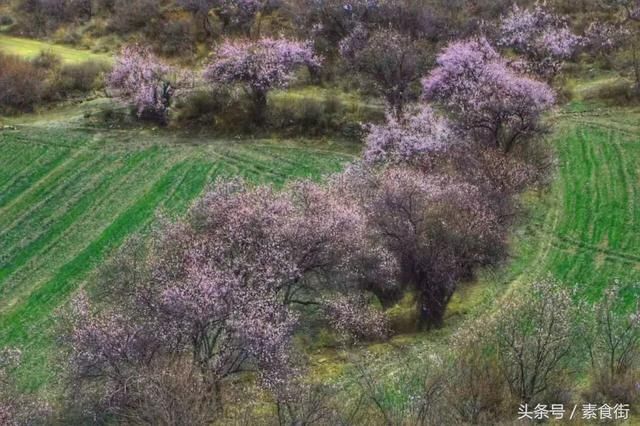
0,34 -> 110,63
0,120 -> 356,391
503,104 -> 640,302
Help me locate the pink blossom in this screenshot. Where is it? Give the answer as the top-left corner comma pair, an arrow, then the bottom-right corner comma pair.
108,45 -> 174,121
204,37 -> 321,122
364,105 -> 453,165
498,3 -> 583,80
423,37 -> 555,153
323,294 -> 389,342
204,38 -> 321,95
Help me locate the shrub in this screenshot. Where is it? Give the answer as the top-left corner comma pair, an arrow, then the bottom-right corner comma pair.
31,50 -> 62,69
109,0 -> 160,33
0,52 -> 45,114
147,17 -> 196,57
350,351 -> 446,425
172,88 -> 230,125
0,15 -> 14,26
583,78 -> 639,105
61,61 -> 109,92
582,283 -> 640,405
492,278 -> 578,404
52,26 -> 82,45
47,61 -> 110,99
583,370 -> 640,410
443,351 -> 510,424
266,91 -> 378,137
268,96 -> 335,135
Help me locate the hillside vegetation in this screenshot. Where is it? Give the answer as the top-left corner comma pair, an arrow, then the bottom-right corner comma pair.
0,109 -> 354,391
0,34 -> 110,63
1,0 -> 640,424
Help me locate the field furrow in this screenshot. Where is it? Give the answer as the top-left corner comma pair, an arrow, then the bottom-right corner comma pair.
0,127 -> 351,390
516,113 -> 640,298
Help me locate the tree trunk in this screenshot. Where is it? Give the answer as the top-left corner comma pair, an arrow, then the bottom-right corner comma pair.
632,36 -> 640,94
200,13 -> 213,38
416,279 -> 452,330
252,90 -> 268,126
364,281 -> 404,309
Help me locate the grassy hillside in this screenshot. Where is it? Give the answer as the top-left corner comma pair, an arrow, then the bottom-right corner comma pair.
1,37 -> 639,416
3,87 -> 640,398
504,101 -> 640,301
0,34 -> 110,63
0,115 -> 356,391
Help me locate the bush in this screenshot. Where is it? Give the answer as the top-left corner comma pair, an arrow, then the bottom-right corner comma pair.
269,97 -> 332,135
109,0 -> 160,33
583,78 -> 639,105
0,15 -> 13,26
56,61 -> 110,93
267,92 -> 378,137
581,283 -> 640,407
31,50 -> 62,69
0,51 -> 108,110
52,26 -> 82,45
492,278 -> 578,404
583,371 -> 640,410
172,88 -> 228,125
147,17 -> 196,57
443,353 -> 511,424
173,85 -> 379,136
37,59 -> 110,102
0,52 -> 45,114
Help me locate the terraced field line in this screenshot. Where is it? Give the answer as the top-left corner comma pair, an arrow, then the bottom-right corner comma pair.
0,161 -> 195,344
0,122 -> 355,390
0,144 -> 49,188
0,150 -> 154,286
0,148 -> 99,225
508,110 -> 640,299
0,147 -> 70,208
0,150 -> 172,313
161,160 -> 217,215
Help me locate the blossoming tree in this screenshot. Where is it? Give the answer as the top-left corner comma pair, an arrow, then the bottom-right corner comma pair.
64,178 -> 393,419
423,37 -> 555,154
363,105 -> 453,165
498,3 -> 583,81
204,37 -> 321,124
107,45 -> 174,123
340,27 -> 426,117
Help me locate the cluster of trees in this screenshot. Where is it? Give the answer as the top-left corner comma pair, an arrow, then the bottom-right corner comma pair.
4,1 -> 640,424
107,37 -> 319,125
7,0 -> 521,41
498,3 -> 584,81
58,174 -> 397,421
5,0 -> 631,120
55,14 -> 568,420
106,1 -> 615,129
